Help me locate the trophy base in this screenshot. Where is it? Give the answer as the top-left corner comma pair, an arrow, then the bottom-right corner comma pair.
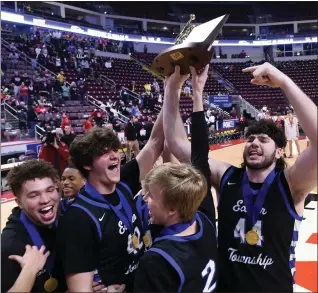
151,44 -> 213,76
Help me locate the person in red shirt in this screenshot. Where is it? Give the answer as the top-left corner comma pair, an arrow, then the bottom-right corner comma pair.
90,108 -> 106,127
83,115 -> 92,133
19,82 -> 29,104
38,131 -> 70,175
36,105 -> 48,114
61,112 -> 70,130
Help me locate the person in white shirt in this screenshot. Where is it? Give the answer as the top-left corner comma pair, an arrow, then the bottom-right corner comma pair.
35,46 -> 41,58
184,85 -> 191,97
208,114 -> 216,131
284,111 -> 300,158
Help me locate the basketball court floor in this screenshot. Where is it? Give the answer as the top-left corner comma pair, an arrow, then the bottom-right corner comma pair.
1,139 -> 317,292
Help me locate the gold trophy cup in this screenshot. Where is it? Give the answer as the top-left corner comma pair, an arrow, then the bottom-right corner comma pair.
151,14 -> 229,76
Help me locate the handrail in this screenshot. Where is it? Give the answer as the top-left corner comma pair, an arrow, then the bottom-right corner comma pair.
123,87 -> 139,102
237,95 -> 260,117
35,124 -> 46,140
1,37 -> 57,78
130,53 -> 165,80
86,94 -> 129,123
3,101 -> 19,120
100,74 -> 116,87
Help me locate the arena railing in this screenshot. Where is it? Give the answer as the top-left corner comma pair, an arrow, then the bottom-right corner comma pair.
237,95 -> 261,118
35,124 -> 46,140
86,94 -> 129,123
1,37 -> 57,79
3,101 -> 19,121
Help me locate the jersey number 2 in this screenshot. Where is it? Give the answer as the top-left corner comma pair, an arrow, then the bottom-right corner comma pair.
234,218 -> 263,246
201,259 -> 216,292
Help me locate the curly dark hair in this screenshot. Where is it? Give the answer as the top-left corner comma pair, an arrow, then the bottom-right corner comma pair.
70,127 -> 121,179
243,119 -> 287,169
245,119 -> 287,148
6,159 -> 59,197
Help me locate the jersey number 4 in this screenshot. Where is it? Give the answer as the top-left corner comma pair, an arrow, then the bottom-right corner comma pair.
234,218 -> 263,246
201,259 -> 216,292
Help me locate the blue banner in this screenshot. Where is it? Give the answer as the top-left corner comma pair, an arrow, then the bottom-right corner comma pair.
209,96 -> 233,108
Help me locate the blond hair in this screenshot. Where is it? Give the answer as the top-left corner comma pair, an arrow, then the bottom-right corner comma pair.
143,163 -> 207,222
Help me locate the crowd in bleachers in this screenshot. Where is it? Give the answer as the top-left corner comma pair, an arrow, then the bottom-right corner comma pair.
1,22 -> 317,146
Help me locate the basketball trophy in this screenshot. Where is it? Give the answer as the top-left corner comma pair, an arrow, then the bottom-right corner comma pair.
151,14 -> 229,76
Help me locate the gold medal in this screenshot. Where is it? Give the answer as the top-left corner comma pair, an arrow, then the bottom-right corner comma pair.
44,277 -> 58,292
246,230 -> 259,245
132,234 -> 139,249
143,234 -> 151,248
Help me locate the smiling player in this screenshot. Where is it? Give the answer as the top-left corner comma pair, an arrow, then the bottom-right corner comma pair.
56,117 -> 164,292
1,160 -> 66,292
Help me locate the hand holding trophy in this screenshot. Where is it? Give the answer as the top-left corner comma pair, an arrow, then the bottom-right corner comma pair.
151,14 -> 229,77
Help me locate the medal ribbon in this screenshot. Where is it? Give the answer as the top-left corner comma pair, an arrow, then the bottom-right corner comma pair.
242,169 -> 276,231
85,182 -> 134,233
20,211 -> 55,275
159,215 -> 196,237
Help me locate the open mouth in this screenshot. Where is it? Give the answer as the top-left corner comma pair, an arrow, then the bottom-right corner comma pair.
38,205 -> 55,221
249,150 -> 262,156
108,162 -> 119,172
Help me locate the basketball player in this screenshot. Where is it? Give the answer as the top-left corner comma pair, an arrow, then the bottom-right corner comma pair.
56,111 -> 165,292
59,164 -> 86,213
1,160 -> 66,292
164,62 -> 317,291
134,66 -> 217,292
284,110 -> 301,158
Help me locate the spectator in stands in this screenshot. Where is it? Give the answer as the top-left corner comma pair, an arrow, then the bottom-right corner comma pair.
69,81 -> 78,100
152,79 -> 160,95
1,119 -> 13,142
19,82 -> 29,104
77,78 -> 86,104
27,105 -> 38,138
230,107 -> 237,118
208,113 -> 216,131
61,112 -> 70,130
144,82 -> 151,94
90,108 -> 106,127
57,70 -> 64,85
35,45 -> 41,58
125,115 -> 140,161
9,51 -> 19,69
265,111 -> 272,120
144,116 -> 154,141
17,108 -> 28,137
83,115 -> 92,133
119,86 -> 128,104
61,125 -> 77,148
11,71 -> 22,97
38,129 -> 70,175
130,80 -> 136,92
183,84 -> 191,97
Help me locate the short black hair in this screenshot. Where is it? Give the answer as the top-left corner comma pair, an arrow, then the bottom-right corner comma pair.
70,128 -> 121,178
245,119 -> 287,148
6,160 -> 59,197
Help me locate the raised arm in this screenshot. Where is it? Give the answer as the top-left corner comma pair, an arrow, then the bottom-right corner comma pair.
189,65 -> 215,222
163,66 -> 191,163
243,62 -> 317,203
136,109 -> 164,181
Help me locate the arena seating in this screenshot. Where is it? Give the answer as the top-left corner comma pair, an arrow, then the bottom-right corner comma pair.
213,60 -> 318,111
